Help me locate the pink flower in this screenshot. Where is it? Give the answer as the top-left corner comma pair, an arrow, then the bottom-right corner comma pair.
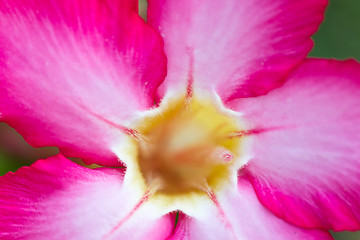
0,0 -> 359,239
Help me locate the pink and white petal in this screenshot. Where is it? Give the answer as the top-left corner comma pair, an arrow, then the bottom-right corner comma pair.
228,59 -> 360,230
147,0 -> 327,100
170,177 -> 332,240
0,0 -> 166,166
0,155 -> 175,240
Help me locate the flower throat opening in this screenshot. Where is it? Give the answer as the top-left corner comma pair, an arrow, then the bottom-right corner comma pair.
135,96 -> 242,195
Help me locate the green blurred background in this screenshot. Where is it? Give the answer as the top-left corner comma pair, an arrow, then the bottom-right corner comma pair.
0,0 -> 359,239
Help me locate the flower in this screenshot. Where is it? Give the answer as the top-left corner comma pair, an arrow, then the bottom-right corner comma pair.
0,0 -> 359,239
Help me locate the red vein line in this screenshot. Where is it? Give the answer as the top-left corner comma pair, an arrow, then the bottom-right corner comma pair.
228,127 -> 278,139
93,112 -> 141,140
185,48 -> 194,102
77,103 -> 142,140
103,190 -> 152,240
206,190 -> 238,240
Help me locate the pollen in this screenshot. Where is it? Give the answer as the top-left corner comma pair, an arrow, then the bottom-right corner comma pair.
133,95 -> 242,196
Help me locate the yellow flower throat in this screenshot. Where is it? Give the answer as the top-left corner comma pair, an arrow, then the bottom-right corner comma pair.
133,95 -> 242,196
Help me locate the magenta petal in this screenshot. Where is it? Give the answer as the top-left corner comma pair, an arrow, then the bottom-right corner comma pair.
171,177 -> 332,240
147,0 -> 327,100
228,59 -> 360,230
0,0 -> 167,166
0,155 -> 175,240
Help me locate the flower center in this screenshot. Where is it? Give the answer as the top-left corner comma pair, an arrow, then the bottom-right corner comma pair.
134,95 -> 242,195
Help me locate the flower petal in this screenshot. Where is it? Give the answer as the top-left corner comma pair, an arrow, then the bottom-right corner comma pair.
228,59 -> 360,230
170,177 -> 332,240
0,155 -> 175,240
147,0 -> 327,100
0,0 -> 166,166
